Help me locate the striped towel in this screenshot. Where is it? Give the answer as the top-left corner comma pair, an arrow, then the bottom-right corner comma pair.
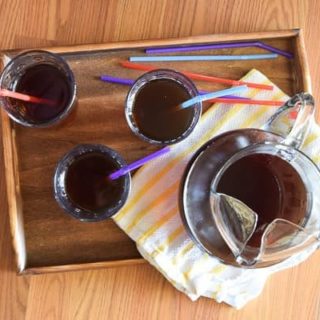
113,69 -> 320,309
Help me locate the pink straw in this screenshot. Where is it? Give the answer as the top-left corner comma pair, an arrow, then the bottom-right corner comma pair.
109,147 -> 170,180
0,89 -> 54,105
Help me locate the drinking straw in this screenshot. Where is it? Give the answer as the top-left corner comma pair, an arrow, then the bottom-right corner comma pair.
179,85 -> 248,109
129,53 -> 278,62
100,75 -> 247,99
0,88 -> 54,105
198,90 -> 247,99
100,74 -> 284,106
100,75 -> 135,85
145,41 -> 294,59
120,61 -> 273,90
109,146 -> 170,180
207,98 -> 284,106
100,75 -> 135,86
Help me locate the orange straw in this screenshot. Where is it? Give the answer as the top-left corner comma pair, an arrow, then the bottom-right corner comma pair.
0,88 -> 54,105
120,61 -> 274,91
208,98 -> 283,106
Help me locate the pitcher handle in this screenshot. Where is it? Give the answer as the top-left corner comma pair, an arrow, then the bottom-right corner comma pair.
264,93 -> 315,149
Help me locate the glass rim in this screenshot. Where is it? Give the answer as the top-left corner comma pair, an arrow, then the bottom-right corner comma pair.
53,144 -> 131,222
0,50 -> 77,128
125,68 -> 202,145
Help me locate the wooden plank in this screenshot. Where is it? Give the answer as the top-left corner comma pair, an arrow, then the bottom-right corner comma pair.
23,258 -> 146,275
0,55 -> 26,273
0,110 -> 30,319
25,251 -> 320,320
0,109 -> 26,272
292,30 -> 312,94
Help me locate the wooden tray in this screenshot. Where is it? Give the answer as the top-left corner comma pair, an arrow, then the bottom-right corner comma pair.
0,29 -> 311,274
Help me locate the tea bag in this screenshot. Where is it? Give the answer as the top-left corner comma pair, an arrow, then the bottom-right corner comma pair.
210,192 -> 258,265
210,191 -> 320,266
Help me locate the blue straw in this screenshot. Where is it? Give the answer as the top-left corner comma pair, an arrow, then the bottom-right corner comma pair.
198,90 -> 248,100
180,85 -> 248,109
129,54 -> 278,62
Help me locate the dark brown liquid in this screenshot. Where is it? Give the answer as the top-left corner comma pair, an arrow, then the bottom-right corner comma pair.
15,64 -> 71,123
216,153 -> 307,246
65,153 -> 124,212
133,79 -> 195,141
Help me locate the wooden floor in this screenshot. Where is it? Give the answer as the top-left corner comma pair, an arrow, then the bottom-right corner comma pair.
1,1 -> 320,319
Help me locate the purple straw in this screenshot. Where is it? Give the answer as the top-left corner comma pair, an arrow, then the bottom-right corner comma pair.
109,146 -> 170,180
145,41 -> 293,59
101,75 -> 135,85
100,75 -> 248,100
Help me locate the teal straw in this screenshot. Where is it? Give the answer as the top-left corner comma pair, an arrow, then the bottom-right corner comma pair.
180,85 -> 248,109
129,54 -> 278,62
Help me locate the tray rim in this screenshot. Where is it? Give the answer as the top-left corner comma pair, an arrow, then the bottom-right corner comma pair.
0,28 -> 312,275
0,28 -> 302,55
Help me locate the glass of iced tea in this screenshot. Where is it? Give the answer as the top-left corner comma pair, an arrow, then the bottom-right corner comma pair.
0,50 -> 76,127
125,69 -> 202,145
54,144 -> 131,222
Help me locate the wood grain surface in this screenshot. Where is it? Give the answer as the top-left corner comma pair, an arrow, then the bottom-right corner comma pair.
0,0 -> 320,319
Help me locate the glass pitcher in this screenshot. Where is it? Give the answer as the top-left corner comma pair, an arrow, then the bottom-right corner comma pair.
181,93 -> 320,268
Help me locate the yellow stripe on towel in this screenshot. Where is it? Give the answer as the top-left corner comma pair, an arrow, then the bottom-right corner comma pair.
150,226 -> 186,258
210,264 -> 227,275
312,153 -> 320,164
303,132 -> 318,148
137,207 -> 178,244
183,254 -> 210,281
172,241 -> 195,265
123,181 -> 180,233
